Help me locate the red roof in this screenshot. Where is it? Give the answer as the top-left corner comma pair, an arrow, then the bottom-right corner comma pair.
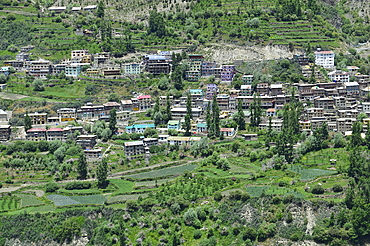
314,51 -> 333,54
47,128 -> 64,132
137,95 -> 151,100
220,128 -> 235,132
27,128 -> 47,132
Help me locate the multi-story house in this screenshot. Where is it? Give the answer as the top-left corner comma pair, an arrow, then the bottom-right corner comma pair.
220,128 -> 235,137
143,55 -> 171,75
242,75 -> 254,85
299,120 -> 311,132
20,45 -> 35,52
186,61 -> 202,81
102,67 -> 121,76
167,120 -> 181,130
77,104 -> 105,120
52,64 -> 67,75
126,124 -> 156,134
270,84 -> 283,96
16,53 -> 29,61
221,65 -> 236,82
293,54 -> 310,66
103,102 -> 121,114
328,70 -> 350,83
188,54 -> 204,61
344,82 -> 359,96
136,95 -> 152,111
71,50 -> 89,59
240,85 -> 252,96
0,125 -> 11,141
26,128 -> 47,141
305,108 -> 324,120
121,100 -> 133,111
46,128 -> 65,141
65,64 -> 82,77
361,102 -> 370,115
217,94 -> 229,111
336,118 -> 357,133
310,117 -> 327,131
314,97 -> 335,111
206,84 -> 218,100
0,109 -> 8,122
314,50 -> 335,68
26,112 -> 47,125
76,135 -> 97,149
171,108 -> 202,119
124,141 -> 145,156
25,59 -> 52,78
123,63 -> 141,74
167,136 -> 201,145
143,138 -> 159,148
256,83 -> 269,95
201,61 -> 217,77
337,109 -> 359,119
57,108 -> 77,122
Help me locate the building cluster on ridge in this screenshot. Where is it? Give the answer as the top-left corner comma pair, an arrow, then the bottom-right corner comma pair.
1,47 -> 370,159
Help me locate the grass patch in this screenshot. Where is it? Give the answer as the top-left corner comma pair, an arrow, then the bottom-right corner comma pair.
245,186 -> 270,197
47,194 -> 106,206
288,165 -> 337,181
17,194 -> 44,207
134,178 -> 175,187
126,164 -> 198,179
109,179 -> 135,195
58,189 -> 102,195
107,193 -> 148,203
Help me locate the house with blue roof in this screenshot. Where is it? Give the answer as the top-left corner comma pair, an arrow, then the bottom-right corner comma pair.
0,67 -> 10,76
126,124 -> 156,134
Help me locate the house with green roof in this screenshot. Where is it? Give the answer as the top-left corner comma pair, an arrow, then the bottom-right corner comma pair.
167,120 -> 181,130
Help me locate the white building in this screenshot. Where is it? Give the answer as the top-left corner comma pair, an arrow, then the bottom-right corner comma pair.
314,50 -> 335,68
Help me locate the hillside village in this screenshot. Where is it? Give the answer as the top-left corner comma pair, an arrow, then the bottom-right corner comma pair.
1,45 -> 370,161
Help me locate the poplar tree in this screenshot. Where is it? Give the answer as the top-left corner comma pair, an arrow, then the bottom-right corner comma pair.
77,154 -> 88,180
166,94 -> 172,121
212,94 -> 220,138
97,158 -> 108,188
24,113 -> 32,131
108,108 -> 117,136
233,99 -> 246,130
250,94 -> 262,127
184,94 -> 192,136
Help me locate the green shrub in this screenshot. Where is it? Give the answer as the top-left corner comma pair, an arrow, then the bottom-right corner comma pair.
311,185 -> 324,194
193,230 -> 202,239
332,184 -> 343,192
45,182 -> 59,193
65,181 -> 92,190
213,191 -> 222,201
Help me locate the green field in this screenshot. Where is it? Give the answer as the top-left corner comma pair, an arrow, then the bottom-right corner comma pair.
17,194 -> 44,207
288,165 -> 337,181
0,195 -> 20,211
126,164 -> 198,179
109,179 -> 135,195
47,194 -> 106,206
58,189 -> 102,195
107,193 -> 148,203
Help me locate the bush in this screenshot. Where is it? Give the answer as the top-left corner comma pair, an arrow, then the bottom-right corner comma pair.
311,185 -> 324,194
193,230 -> 202,239
214,191 -> 222,201
45,182 -> 59,193
65,181 -> 92,190
332,184 -> 343,192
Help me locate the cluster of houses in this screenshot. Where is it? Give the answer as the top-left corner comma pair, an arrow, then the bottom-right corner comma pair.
2,47 -> 370,159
